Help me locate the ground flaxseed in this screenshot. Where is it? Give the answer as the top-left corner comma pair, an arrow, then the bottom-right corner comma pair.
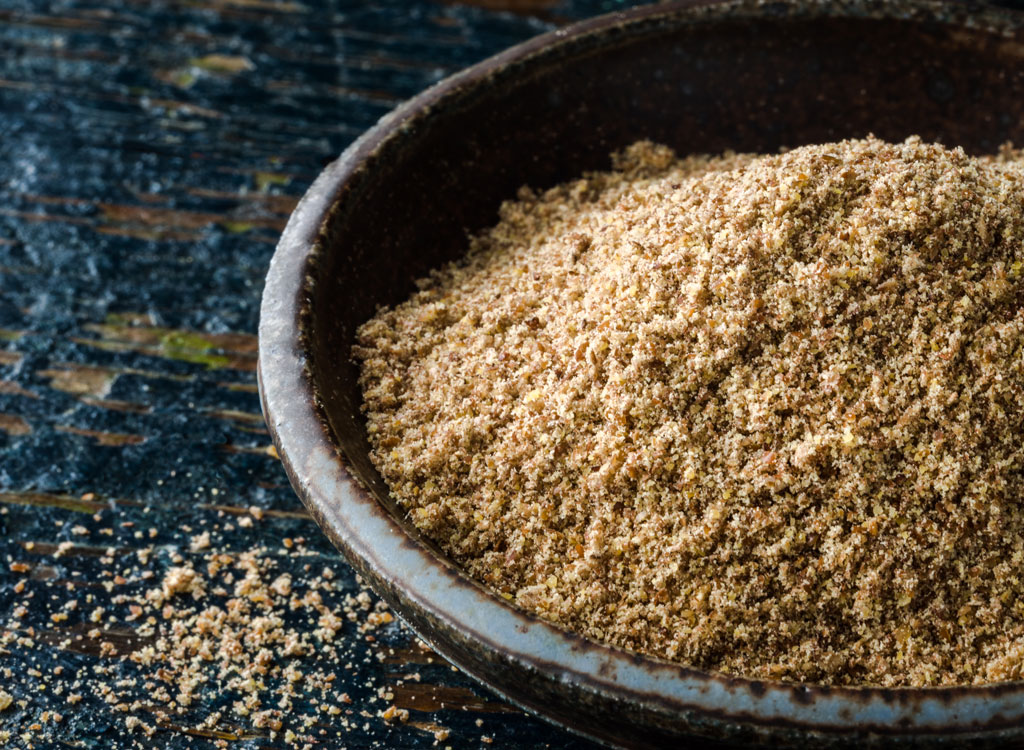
355,137 -> 1024,687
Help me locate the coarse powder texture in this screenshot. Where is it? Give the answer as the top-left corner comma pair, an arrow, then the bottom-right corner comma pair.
355,137 -> 1024,687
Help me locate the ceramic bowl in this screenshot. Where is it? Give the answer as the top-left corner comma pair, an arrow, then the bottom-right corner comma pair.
258,1 -> 1024,746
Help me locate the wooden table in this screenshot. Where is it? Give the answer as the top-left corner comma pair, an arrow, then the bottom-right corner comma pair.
0,1 -> 621,747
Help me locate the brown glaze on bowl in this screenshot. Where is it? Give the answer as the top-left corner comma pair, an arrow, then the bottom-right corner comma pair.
258,1 -> 1024,746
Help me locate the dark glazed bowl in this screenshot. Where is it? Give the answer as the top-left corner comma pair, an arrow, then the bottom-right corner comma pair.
258,1 -> 1024,747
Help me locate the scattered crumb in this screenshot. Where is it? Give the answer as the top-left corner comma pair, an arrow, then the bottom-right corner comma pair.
0,505 -> 442,748
189,531 -> 211,552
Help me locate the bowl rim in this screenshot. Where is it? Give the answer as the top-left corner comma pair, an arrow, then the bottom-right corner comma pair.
258,0 -> 1024,743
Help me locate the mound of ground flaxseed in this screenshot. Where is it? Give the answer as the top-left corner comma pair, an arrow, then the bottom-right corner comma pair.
354,137 -> 1024,687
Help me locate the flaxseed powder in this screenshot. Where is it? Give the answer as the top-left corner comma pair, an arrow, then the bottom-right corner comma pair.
355,137 -> 1024,686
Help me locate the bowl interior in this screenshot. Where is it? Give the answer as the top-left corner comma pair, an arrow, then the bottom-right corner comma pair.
306,1 -> 1024,547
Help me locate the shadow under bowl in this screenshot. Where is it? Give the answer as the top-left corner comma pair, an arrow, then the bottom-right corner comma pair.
258,1 -> 1024,747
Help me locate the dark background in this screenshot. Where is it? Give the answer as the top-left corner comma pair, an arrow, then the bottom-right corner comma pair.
0,2 -> 637,748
